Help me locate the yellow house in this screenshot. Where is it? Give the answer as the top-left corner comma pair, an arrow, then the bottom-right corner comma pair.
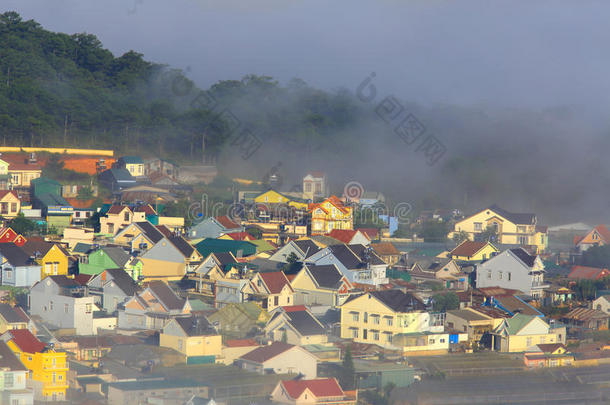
524,343 -> 574,368
491,314 -> 559,352
159,316 -> 222,362
3,157 -> 42,188
22,240 -> 70,278
446,307 -> 505,344
340,290 -> 431,347
1,329 -> 68,401
449,204 -> 548,253
100,205 -> 146,235
449,240 -> 499,263
118,156 -> 145,177
0,190 -> 21,218
309,196 -> 353,235
290,264 -> 353,307
0,304 -> 32,334
254,190 -> 308,210
113,221 -> 164,251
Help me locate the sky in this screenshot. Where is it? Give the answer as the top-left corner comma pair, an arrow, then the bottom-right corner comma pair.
4,0 -> 610,113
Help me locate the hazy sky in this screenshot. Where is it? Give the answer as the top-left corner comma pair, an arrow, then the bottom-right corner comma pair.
5,0 -> 610,112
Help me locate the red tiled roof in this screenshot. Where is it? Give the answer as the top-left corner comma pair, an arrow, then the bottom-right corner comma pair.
225,232 -> 252,241
216,215 -> 240,229
225,339 -> 258,347
327,229 -> 358,244
568,265 -> 610,281
74,274 -> 93,285
7,329 -> 45,353
451,240 -> 489,257
574,235 -> 584,245
0,190 -> 18,200
357,227 -> 379,240
281,378 -> 344,399
240,341 -> 294,363
65,198 -> 97,209
259,271 -> 293,294
282,305 -> 307,312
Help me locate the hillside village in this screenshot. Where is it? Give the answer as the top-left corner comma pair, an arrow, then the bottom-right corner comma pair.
0,148 -> 610,404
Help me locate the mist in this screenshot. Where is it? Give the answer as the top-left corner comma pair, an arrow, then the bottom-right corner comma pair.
4,0 -> 610,225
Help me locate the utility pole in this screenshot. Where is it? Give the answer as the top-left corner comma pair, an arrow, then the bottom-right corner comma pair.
63,114 -> 68,146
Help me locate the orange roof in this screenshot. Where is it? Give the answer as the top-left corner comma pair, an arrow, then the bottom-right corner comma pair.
594,225 -> 610,243
371,242 -> 400,256
327,229 -> 360,244
61,157 -> 116,175
216,215 -> 240,229
308,195 -> 348,214
282,305 -> 307,312
281,378 -> 344,399
65,198 -> 97,209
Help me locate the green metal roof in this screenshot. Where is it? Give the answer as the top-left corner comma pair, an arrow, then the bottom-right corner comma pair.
120,156 -> 144,164
506,314 -> 537,335
249,239 -> 275,252
195,238 -> 257,258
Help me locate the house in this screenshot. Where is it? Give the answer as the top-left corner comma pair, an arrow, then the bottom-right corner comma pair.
60,183 -> 98,198
568,265 -> 610,281
0,304 -> 32,334
243,271 -> 294,311
291,264 -> 353,307
561,307 -> 610,331
265,305 -> 328,345
30,178 -> 74,232
0,243 -> 41,288
143,157 -> 179,179
4,155 -> 42,189
219,338 -> 260,365
237,341 -> 318,378
449,204 -> 548,253
593,295 -> 610,314
0,190 -> 20,218
309,196 -> 353,235
302,172 -> 328,201
1,329 -> 67,401
254,190 -> 308,210
194,238 -> 257,259
0,340 -> 33,404
0,227 -> 26,246
446,307 -> 506,344
574,224 -> 610,251
476,248 -> 548,298
100,205 -> 146,235
140,235 -> 202,281
29,275 -> 95,335
190,251 -> 240,297
269,240 -> 321,263
66,198 -> 96,225
523,343 -> 574,368
340,290 -> 446,353
0,158 -> 11,190
62,227 -> 94,249
270,378 -> 356,405
187,215 -> 243,239
159,316 -> 221,363
449,240 -> 499,263
79,246 -> 132,276
98,168 -> 137,192
21,239 -> 70,279
327,229 -> 370,246
116,156 -> 145,178
117,280 -> 191,330
358,191 -> 385,208
113,221 -> 165,252
306,244 -> 388,286
219,231 -> 255,241
371,242 -> 400,266
87,268 -> 142,313
491,313 -> 560,352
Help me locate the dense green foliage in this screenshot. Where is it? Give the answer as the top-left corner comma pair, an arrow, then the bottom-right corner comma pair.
339,345 -> 355,390
431,292 -> 460,311
581,245 -> 610,268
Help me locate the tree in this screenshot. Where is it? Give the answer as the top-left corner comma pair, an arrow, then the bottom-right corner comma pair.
452,230 -> 469,245
582,245 -> 610,268
476,226 -> 498,243
282,252 -> 302,274
9,213 -> 37,235
432,292 -> 460,311
339,345 -> 355,390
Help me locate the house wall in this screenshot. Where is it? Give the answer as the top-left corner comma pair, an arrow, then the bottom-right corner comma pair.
79,250 -> 121,275
593,297 -> 610,314
102,283 -> 130,313
159,333 -> 222,358
93,316 -> 117,332
1,264 -> 41,288
476,251 -> 540,295
39,245 -> 69,279
219,345 -> 260,365
140,257 -> 186,281
30,288 -> 94,335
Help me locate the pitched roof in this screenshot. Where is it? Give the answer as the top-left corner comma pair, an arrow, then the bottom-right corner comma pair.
509,248 -> 537,267
5,329 -> 46,353
327,229 -> 362,244
371,242 -> 400,256
213,252 -> 238,267
450,240 -> 489,257
215,215 -> 240,230
0,304 -> 27,323
346,290 -> 425,312
293,240 -> 321,257
21,239 -> 54,257
504,314 -> 538,335
0,190 -> 18,200
133,204 -> 156,215
564,307 -> 610,322
119,156 -> 144,164
259,271 -> 293,294
281,310 -> 325,336
326,244 -> 384,269
0,243 -> 34,266
101,246 -> 131,267
225,339 -> 258,347
104,269 -> 141,296
73,243 -> 93,254
107,204 -> 130,215
591,225 -> 610,243
168,235 -> 196,258
568,265 -> 609,280
239,341 -> 295,363
493,295 -> 542,316
307,264 -> 344,289
48,274 -> 82,288
0,340 -> 27,371
135,221 -> 164,243
281,378 -> 344,399
147,281 -> 185,311
357,228 -> 380,240
487,204 -> 535,225
536,343 -> 566,353
156,225 -> 173,238
174,316 -> 217,337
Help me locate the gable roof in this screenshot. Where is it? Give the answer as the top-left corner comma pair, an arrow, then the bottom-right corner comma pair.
0,304 -> 27,323
147,281 -> 185,311
135,221 -> 164,244
492,295 -> 543,316
107,205 -> 131,215
215,215 -> 240,230
4,329 -> 46,353
345,290 -> 425,312
487,204 -> 535,225
563,307 -> 610,322
536,343 -> 567,354
225,339 -> 258,348
48,274 -> 82,288
357,228 -> 380,240
326,244 -> 384,269
509,248 -> 538,267
568,265 -> 610,280
0,190 -> 18,200
101,246 -> 131,268
21,239 -> 54,257
504,313 -> 538,335
293,240 -> 321,257
120,156 -> 144,164
168,235 -> 197,258
0,243 -> 34,266
73,243 -> 93,254
280,309 -> 325,336
307,264 -> 344,289
450,240 -> 491,257
259,271 -> 293,294
213,252 -> 238,268
371,242 -> 400,256
104,269 -> 141,296
173,316 -> 217,337
327,229 -> 366,244
281,378 -> 344,399
239,341 -> 295,363
0,340 -> 27,371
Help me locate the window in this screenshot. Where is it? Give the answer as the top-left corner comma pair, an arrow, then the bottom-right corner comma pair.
539,336 -> 545,344
373,330 -> 379,341
351,312 -> 359,322
526,337 -> 533,347
305,183 -> 312,192
499,271 -> 503,280
75,211 -> 81,218
274,296 -> 279,306
53,262 -> 59,275
49,301 -> 53,311
363,312 -> 368,323
372,315 -> 380,325
508,272 -> 512,281
386,317 -> 393,327
385,333 -> 393,343
440,338 -> 445,343
487,270 -> 492,279
64,304 -> 69,313
474,222 -> 482,231
85,303 -> 92,313
429,338 -> 435,344
351,328 -> 358,338
5,372 -> 13,387
5,269 -> 12,280
124,212 -> 130,221
10,202 -> 16,212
